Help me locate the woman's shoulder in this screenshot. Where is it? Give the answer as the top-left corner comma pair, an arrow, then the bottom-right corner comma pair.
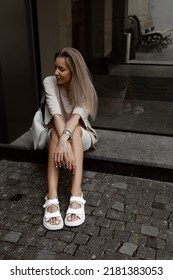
43,76 -> 56,86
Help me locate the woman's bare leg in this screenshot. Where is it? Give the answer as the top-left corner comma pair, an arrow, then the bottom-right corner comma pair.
66,126 -> 84,222
46,129 -> 61,225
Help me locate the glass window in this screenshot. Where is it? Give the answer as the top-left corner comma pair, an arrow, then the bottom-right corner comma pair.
71,0 -> 173,136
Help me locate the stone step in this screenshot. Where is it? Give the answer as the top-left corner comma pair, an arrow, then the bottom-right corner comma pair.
1,129 -> 173,182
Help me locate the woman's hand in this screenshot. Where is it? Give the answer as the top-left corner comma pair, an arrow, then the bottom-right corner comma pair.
54,135 -> 76,174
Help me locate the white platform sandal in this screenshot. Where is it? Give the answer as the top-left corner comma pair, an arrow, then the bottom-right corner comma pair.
43,197 -> 64,230
65,195 -> 86,227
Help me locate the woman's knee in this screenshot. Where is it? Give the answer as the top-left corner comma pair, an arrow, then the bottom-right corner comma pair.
50,128 -> 58,143
72,126 -> 82,140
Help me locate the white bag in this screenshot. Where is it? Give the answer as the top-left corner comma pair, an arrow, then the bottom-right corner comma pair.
31,93 -> 48,150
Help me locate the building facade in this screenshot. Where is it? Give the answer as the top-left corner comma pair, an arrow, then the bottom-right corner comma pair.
0,0 -> 173,144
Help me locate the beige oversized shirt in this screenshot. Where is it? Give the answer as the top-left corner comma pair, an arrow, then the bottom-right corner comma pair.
43,76 -> 98,149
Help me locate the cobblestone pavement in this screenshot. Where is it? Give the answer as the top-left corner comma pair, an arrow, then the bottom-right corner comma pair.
0,159 -> 173,260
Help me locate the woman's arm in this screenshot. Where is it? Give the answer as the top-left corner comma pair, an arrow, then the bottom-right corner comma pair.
54,113 -> 81,171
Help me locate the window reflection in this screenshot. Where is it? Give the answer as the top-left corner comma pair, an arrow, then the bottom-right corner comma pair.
127,0 -> 173,64
93,66 -> 173,135
92,0 -> 173,136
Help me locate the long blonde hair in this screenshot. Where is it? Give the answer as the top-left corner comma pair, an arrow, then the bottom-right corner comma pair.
55,47 -> 98,121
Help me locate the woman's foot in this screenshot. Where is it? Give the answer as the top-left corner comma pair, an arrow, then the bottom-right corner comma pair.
66,201 -> 81,222
43,197 -> 64,230
46,204 -> 62,225
65,195 -> 86,227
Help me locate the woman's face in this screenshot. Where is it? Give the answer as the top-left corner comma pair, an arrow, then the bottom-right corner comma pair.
54,56 -> 72,89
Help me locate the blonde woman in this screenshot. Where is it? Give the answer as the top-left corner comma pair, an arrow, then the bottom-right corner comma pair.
43,47 -> 98,230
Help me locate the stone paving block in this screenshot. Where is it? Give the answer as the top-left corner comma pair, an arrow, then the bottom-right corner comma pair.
137,206 -> 152,216
104,251 -> 126,260
46,230 -> 61,240
59,231 -> 75,243
51,240 -> 67,253
1,160 -> 173,260
74,245 -> 91,260
87,236 -> 105,249
137,198 -> 153,208
4,231 -> 22,243
0,242 -> 16,255
23,246 -> 39,260
155,194 -> 170,205
89,248 -> 104,260
152,201 -> 165,210
32,224 -> 47,237
112,202 -> 124,212
125,222 -> 140,233
12,222 -> 33,233
158,228 -> 173,241
83,170 -> 97,179
93,183 -> 108,193
85,205 -> 95,215
70,223 -> 86,233
166,241 -> 173,253
123,212 -> 136,222
12,245 -> 28,259
37,249 -> 57,260
129,233 -> 147,246
110,220 -> 125,231
100,227 -> 114,238
152,209 -> 170,220
18,233 -> 38,246
136,215 -> 151,225
113,182 -> 127,189
135,246 -> 156,260
156,238 -> 166,250
124,195 -> 139,205
101,238 -> 121,252
29,214 -> 43,225
141,224 -> 159,237
0,229 -> 9,240
106,209 -> 124,220
101,192 -> 117,205
64,243 -> 77,255
146,236 -> 158,249
85,215 -> 96,226
113,230 -> 131,242
169,222 -> 173,230
82,183 -> 95,191
166,203 -> 173,212
73,233 -> 89,245
57,253 -> 75,260
84,225 -> 99,236
96,217 -> 111,228
152,218 -> 168,229
36,237 -> 56,251
93,206 -> 107,217
156,250 -> 173,260
119,242 -> 138,256
125,204 -> 138,214
86,192 -> 102,207
0,254 -> 4,260
112,194 -> 125,203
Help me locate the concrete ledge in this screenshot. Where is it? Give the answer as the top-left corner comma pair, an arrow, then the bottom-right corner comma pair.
88,130 -> 173,169
1,129 -> 173,182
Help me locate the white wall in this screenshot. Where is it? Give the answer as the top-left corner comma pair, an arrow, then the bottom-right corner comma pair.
128,0 -> 150,16
150,0 -> 173,30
